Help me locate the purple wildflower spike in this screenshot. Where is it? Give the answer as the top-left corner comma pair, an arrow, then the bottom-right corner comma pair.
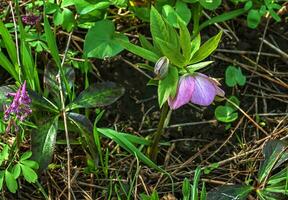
4,81 -> 32,121
167,73 -> 224,110
168,75 -> 195,110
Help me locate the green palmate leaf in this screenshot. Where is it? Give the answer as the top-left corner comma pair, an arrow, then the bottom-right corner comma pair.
84,20 -> 128,59
247,9 -> 262,29
190,31 -> 222,64
199,8 -> 246,32
0,20 -> 17,65
20,164 -> 38,183
31,116 -> 59,171
225,65 -> 246,87
67,82 -> 125,110
116,37 -> 159,62
258,140 -> 288,183
190,34 -> 201,58
207,185 -> 253,200
158,66 -> 179,108
215,106 -> 238,123
44,15 -> 61,67
179,20 -> 192,63
5,170 -> 18,193
96,128 -> 163,172
199,0 -> 222,10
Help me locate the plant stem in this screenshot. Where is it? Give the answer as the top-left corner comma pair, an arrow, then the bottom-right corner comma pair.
57,30 -> 73,200
149,102 -> 169,161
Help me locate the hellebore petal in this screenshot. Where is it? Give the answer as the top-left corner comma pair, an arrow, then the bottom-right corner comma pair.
154,56 -> 169,79
168,75 -> 195,110
190,73 -> 216,106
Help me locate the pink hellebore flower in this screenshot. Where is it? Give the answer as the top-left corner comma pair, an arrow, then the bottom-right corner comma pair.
168,73 -> 224,110
4,81 -> 32,121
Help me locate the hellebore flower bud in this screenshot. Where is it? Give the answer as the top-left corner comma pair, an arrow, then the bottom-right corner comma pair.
154,56 -> 169,80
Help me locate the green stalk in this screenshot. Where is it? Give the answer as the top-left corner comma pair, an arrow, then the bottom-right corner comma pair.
149,102 -> 169,161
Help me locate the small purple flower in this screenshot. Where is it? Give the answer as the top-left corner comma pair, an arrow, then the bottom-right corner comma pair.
168,73 -> 224,110
22,15 -> 40,25
4,81 -> 32,121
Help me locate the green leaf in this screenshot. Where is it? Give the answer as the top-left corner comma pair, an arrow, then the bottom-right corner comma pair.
84,20 -> 128,59
179,20 -> 192,63
225,96 -> 240,111
0,20 -> 17,65
67,82 -> 125,110
44,15 -> 61,67
268,167 -> 288,185
79,1 -> 110,15
190,31 -> 222,64
183,61 -> 214,74
31,116 -> 59,171
0,51 -> 19,81
158,66 -> 179,108
150,6 -> 169,47
225,66 -> 246,87
199,0 -> 221,10
247,9 -> 262,29
0,171 -> 4,191
12,164 -> 21,179
162,5 -> 178,28
175,0 -> 191,25
20,160 -> 39,170
182,178 -> 191,200
139,35 -> 159,55
154,37 -> 185,67
20,151 -> 32,161
62,8 -> 75,31
215,106 -> 238,123
5,170 -> 18,193
116,37 -> 159,62
192,167 -> 201,200
28,90 -> 59,113
20,165 -> 38,183
207,185 -> 253,200
96,128 -> 164,172
258,140 -> 288,183
199,8 -> 246,33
